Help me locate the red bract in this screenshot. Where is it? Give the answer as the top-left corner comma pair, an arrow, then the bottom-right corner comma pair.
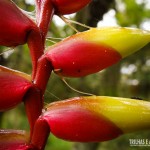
0,0 -> 37,47
45,40 -> 121,77
41,97 -> 123,142
43,105 -> 122,142
30,96 -> 150,147
0,129 -> 29,150
0,65 -> 43,138
45,27 -> 150,77
0,66 -> 32,111
51,0 -> 92,15
0,0 -> 44,79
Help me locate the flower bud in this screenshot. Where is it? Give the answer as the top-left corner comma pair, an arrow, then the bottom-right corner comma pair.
52,0 -> 91,15
0,66 -> 32,111
42,96 -> 150,142
45,27 -> 150,77
0,0 -> 36,47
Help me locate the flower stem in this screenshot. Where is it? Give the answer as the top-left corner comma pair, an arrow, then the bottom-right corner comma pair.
27,29 -> 44,79
35,0 -> 55,43
30,118 -> 50,150
33,56 -> 53,95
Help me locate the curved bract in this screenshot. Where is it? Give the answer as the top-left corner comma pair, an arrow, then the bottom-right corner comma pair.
45,27 -> 150,77
0,129 -> 29,150
52,0 -> 91,15
0,0 -> 36,47
0,66 -> 32,111
0,65 -> 31,81
42,96 -> 150,142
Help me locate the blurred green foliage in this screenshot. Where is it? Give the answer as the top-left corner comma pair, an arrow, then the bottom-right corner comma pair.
0,0 -> 150,150
116,0 -> 150,27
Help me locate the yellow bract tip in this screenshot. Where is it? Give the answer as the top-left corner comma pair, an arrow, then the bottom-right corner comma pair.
77,27 -> 150,57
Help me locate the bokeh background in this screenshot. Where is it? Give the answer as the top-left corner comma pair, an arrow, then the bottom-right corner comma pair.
0,0 -> 150,149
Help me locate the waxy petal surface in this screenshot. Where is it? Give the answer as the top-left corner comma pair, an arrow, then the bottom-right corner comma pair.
0,65 -> 31,81
52,0 -> 91,15
42,96 -> 150,142
0,66 -> 32,111
45,27 -> 150,77
0,129 -> 29,150
0,0 -> 36,46
46,40 -> 121,77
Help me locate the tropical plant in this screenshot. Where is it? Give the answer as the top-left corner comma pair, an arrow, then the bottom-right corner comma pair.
0,0 -> 150,149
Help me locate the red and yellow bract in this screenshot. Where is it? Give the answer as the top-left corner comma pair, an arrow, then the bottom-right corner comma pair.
45,27 -> 150,77
0,129 -> 29,150
38,96 -> 150,142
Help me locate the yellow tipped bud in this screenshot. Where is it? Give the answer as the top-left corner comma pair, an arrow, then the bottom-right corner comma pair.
77,27 -> 150,57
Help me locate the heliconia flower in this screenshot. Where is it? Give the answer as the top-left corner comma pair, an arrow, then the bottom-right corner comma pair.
0,66 -> 42,135
45,27 -> 150,77
36,96 -> 150,142
51,0 -> 92,15
0,65 -> 32,111
0,129 -> 29,150
0,0 -> 37,47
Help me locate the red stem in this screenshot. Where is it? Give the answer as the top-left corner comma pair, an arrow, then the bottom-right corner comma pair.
26,1 -> 55,148
24,55 -> 52,141
24,55 -> 52,147
35,0 -> 55,43
33,56 -> 53,95
24,87 -> 43,137
35,0 -> 41,20
26,15 -> 53,141
30,118 -> 50,150
27,29 -> 44,79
